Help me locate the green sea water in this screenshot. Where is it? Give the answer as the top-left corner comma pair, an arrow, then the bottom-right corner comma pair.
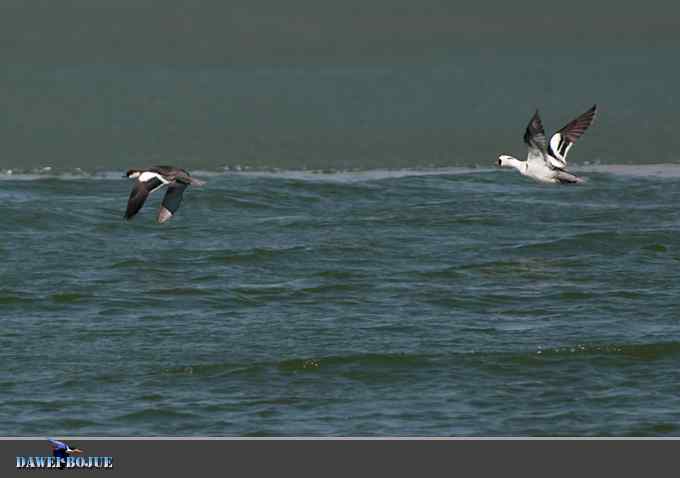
2,166 -> 680,436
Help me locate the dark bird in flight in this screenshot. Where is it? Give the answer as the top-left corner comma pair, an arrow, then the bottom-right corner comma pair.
124,166 -> 206,223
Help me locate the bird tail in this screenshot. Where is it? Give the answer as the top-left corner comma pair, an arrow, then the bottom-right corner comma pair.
555,171 -> 586,184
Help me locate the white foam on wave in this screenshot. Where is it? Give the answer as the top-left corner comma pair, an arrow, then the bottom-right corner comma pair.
215,167 -> 492,182
572,163 -> 680,177
3,164 -> 680,181
0,169 -> 124,181
223,164 -> 680,181
0,166 -> 494,182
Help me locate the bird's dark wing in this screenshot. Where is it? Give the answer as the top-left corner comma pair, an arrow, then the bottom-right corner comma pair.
157,182 -> 188,223
548,104 -> 597,168
148,165 -> 191,182
523,110 -> 548,154
124,177 -> 163,220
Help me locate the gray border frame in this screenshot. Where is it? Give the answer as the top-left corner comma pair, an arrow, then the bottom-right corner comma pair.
4,437 -> 678,477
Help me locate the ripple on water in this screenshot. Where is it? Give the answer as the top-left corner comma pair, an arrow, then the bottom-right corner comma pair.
4,171 -> 680,435
51,292 -> 90,303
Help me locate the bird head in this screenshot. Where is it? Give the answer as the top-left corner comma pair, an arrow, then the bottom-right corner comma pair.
497,155 -> 516,168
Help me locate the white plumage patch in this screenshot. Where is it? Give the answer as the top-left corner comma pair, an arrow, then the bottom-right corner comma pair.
549,133 -> 572,168
139,171 -> 169,184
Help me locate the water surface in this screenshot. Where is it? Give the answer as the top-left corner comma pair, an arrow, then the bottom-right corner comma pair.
2,166 -> 680,436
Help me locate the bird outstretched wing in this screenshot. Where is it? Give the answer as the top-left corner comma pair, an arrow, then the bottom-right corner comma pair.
157,182 -> 188,223
523,109 -> 554,167
124,176 -> 165,220
547,104 -> 597,169
523,110 -> 548,154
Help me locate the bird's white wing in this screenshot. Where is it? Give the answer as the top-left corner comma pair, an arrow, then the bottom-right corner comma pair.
547,104 -> 597,169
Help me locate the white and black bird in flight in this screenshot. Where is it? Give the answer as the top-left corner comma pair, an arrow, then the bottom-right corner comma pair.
124,166 -> 206,223
497,105 -> 597,184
